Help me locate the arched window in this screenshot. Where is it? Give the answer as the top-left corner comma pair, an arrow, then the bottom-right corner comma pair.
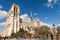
14,6 -> 18,16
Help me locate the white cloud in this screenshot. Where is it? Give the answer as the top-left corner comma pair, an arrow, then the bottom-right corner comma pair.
0,10 -> 7,19
48,0 -> 53,3
0,22 -> 5,26
45,0 -> 57,8
40,21 -> 52,27
0,5 -> 2,9
20,14 -> 52,27
34,13 -> 38,16
20,14 -> 30,22
56,24 -> 60,26
0,5 -> 7,19
44,16 -> 48,20
46,0 -> 53,8
54,0 -> 57,3
0,22 -> 5,32
0,5 -> 7,31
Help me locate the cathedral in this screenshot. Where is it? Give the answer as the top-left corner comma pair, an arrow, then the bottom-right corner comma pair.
0,3 -> 57,38
0,3 -> 41,37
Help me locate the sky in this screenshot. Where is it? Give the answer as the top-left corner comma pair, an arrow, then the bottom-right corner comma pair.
0,0 -> 60,31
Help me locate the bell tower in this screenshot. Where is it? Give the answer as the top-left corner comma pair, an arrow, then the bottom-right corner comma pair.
6,3 -> 20,34
13,4 -> 20,33
1,3 -> 20,37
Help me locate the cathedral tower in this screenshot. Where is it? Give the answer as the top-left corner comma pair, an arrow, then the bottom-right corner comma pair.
6,3 -> 20,34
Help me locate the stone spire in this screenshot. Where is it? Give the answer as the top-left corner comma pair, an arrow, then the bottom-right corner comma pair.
30,11 -> 33,22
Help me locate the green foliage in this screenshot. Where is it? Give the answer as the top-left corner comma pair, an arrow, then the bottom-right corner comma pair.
11,28 -> 33,37
16,28 -> 28,36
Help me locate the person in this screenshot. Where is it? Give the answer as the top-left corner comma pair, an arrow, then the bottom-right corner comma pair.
56,34 -> 59,40
4,37 -> 6,40
46,34 -> 48,39
50,33 -> 53,40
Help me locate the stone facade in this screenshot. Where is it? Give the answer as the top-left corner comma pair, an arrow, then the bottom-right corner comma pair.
0,3 -> 20,37
21,19 -> 41,34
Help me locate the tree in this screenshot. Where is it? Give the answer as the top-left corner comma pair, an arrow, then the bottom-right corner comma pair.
57,26 -> 60,34
34,25 -> 50,35
16,28 -> 28,36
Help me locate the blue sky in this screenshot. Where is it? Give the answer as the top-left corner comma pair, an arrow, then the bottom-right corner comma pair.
0,0 -> 60,31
